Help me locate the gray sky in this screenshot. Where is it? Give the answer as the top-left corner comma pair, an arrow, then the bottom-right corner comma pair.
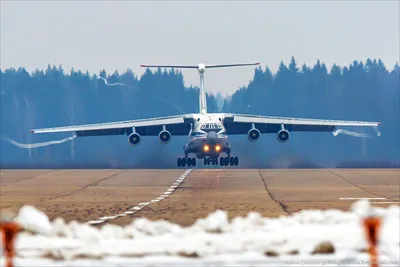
1,1 -> 399,96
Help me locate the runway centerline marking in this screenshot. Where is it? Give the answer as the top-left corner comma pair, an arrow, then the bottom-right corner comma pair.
86,168 -> 193,225
370,202 -> 400,204
339,197 -> 387,200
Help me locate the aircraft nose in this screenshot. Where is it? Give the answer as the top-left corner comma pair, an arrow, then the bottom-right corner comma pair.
206,131 -> 218,144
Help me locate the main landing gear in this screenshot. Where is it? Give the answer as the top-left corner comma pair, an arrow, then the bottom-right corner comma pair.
177,157 -> 196,167
177,156 -> 239,167
203,156 -> 239,166
218,156 -> 239,166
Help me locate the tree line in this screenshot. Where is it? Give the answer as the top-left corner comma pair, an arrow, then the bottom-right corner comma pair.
0,57 -> 398,168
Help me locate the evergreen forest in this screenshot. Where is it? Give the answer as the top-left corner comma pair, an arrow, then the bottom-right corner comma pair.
1,57 -> 399,168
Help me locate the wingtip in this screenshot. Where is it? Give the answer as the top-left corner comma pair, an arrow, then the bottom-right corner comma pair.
378,122 -> 381,125
30,129 -> 34,133
140,64 -> 146,67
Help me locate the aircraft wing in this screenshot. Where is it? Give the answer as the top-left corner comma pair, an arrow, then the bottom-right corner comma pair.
222,113 -> 381,134
30,114 -> 195,137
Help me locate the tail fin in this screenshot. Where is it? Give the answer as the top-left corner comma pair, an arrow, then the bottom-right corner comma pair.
140,63 -> 260,114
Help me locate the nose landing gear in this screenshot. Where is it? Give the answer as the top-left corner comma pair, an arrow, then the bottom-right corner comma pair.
203,157 -> 219,166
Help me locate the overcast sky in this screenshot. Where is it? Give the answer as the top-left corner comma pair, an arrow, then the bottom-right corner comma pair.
1,1 -> 399,95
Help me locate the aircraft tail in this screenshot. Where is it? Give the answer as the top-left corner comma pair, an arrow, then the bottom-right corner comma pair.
140,63 -> 260,114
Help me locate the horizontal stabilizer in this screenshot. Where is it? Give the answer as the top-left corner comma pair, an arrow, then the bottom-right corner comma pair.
140,63 -> 260,70
140,65 -> 198,69
205,63 -> 260,68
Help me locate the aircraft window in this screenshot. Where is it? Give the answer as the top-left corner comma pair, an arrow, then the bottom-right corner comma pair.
201,123 -> 223,131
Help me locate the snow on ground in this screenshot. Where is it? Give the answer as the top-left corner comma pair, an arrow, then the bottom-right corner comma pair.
1,200 -> 399,266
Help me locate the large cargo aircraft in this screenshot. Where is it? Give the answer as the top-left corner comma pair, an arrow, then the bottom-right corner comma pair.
30,63 -> 381,167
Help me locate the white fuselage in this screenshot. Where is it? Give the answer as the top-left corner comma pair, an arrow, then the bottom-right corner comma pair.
184,113 -> 231,159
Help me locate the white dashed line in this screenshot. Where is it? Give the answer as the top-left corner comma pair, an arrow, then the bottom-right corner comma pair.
86,219 -> 104,224
123,211 -> 135,214
370,202 -> 400,204
86,168 -> 193,225
339,197 -> 386,200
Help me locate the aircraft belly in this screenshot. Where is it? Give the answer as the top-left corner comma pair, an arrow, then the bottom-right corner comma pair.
185,136 -> 231,159
188,137 -> 227,146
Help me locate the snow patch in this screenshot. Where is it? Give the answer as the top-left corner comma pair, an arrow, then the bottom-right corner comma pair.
0,200 -> 399,266
14,205 -> 52,236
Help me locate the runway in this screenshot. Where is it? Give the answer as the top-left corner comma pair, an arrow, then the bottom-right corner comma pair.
0,169 -> 399,226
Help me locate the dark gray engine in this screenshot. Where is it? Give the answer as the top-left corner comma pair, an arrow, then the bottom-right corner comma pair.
277,129 -> 290,143
248,128 -> 261,142
128,133 -> 141,146
159,130 -> 171,144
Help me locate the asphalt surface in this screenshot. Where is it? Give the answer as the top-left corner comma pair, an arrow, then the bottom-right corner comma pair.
0,169 -> 399,226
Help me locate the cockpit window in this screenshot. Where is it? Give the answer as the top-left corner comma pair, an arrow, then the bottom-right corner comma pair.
200,122 -> 223,131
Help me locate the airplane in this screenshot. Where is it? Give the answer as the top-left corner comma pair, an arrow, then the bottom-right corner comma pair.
30,62 -> 381,168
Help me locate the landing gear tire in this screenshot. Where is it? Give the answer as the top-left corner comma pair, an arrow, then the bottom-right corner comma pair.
220,157 -> 228,166
177,157 -> 186,167
219,157 -> 224,166
218,156 -> 239,167
234,156 -> 239,166
187,157 -> 196,167
177,157 -> 195,168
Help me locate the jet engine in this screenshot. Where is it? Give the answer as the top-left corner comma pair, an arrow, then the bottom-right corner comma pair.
128,133 -> 141,146
277,129 -> 290,143
248,128 -> 261,142
159,130 -> 171,144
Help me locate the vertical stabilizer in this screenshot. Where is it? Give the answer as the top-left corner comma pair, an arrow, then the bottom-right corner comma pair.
198,64 -> 207,114
140,62 -> 259,115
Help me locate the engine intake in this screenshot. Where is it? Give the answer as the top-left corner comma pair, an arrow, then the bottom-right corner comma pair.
159,130 -> 171,144
128,133 -> 141,146
277,129 -> 290,143
248,128 -> 260,142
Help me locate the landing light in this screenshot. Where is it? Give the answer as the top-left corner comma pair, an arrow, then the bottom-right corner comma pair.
215,145 -> 221,152
203,144 -> 210,152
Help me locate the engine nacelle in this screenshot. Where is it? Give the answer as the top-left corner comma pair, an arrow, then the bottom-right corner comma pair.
277,129 -> 290,143
128,133 -> 141,146
159,130 -> 171,144
248,128 -> 261,142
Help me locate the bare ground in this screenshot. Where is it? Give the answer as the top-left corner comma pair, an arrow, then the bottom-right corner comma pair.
1,168 -> 399,226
